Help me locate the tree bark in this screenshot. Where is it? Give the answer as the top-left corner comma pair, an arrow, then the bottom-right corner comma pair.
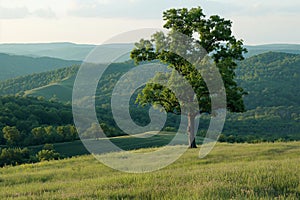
187,113 -> 197,148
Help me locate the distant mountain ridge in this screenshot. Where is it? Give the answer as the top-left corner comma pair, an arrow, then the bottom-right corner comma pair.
0,42 -> 133,61
0,42 -> 94,61
245,44 -> 300,57
0,42 -> 299,61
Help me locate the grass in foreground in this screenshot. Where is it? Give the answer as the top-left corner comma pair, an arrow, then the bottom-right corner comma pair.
0,142 -> 299,199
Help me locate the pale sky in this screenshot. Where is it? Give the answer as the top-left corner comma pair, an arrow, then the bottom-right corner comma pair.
0,0 -> 299,45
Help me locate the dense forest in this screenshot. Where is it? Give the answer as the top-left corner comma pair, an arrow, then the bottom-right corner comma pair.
0,96 -> 75,166
0,96 -> 75,146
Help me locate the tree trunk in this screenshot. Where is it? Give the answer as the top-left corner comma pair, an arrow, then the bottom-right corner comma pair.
187,113 -> 197,148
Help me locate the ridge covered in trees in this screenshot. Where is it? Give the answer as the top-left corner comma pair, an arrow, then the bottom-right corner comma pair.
0,53 -> 81,81
237,52 -> 300,109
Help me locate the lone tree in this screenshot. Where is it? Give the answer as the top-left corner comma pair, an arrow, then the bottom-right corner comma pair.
130,7 -> 247,148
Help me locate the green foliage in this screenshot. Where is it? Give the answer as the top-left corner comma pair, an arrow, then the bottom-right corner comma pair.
0,96 -> 76,146
221,106 -> 300,142
0,147 -> 31,167
43,144 -> 55,151
131,7 -> 247,114
0,142 -> 299,199
36,150 -> 60,161
237,52 -> 300,109
130,7 -> 247,147
36,144 -> 60,162
2,126 -> 21,147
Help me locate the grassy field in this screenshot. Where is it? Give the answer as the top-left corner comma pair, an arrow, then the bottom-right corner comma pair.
0,142 -> 299,199
28,132 -> 204,157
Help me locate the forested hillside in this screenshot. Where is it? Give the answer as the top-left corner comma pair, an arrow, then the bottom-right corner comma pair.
0,96 -> 75,147
0,53 -> 81,80
237,52 -> 300,109
0,65 -> 79,96
2,51 -> 297,110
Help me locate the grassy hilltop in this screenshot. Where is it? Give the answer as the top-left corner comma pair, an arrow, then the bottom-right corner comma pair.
0,142 -> 299,199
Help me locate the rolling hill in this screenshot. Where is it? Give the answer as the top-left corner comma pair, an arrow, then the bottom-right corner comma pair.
24,76 -> 76,102
0,51 -> 299,144
3,51 -> 297,110
0,65 -> 79,96
0,53 -> 81,81
0,62 -> 134,102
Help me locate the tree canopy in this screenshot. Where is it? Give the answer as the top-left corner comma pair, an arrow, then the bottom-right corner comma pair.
130,7 -> 247,148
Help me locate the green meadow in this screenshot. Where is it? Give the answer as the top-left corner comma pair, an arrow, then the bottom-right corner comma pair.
0,142 -> 299,199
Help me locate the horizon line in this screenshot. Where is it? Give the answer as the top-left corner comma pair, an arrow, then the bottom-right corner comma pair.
0,41 -> 300,46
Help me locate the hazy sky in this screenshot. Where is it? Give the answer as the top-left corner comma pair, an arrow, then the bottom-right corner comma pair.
0,0 -> 299,45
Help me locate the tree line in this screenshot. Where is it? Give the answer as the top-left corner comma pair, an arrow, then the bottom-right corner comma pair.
0,96 -> 75,146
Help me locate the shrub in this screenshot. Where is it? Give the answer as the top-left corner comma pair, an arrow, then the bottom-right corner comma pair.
0,147 -> 30,166
36,144 -> 60,161
36,150 -> 60,162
